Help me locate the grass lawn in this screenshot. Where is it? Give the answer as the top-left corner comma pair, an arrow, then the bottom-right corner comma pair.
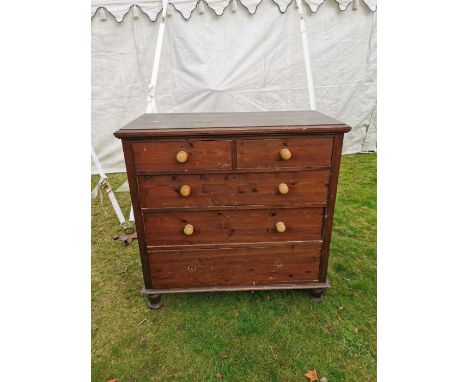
92,153 -> 376,382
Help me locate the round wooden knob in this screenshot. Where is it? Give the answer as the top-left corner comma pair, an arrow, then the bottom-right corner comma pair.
176,150 -> 189,163
179,185 -> 191,197
183,224 -> 194,236
279,148 -> 291,161
276,221 -> 286,233
278,183 -> 289,195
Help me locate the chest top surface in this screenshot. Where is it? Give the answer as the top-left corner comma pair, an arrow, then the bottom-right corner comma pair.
114,111 -> 351,139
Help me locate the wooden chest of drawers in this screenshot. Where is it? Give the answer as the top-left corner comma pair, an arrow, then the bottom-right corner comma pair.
115,111 -> 351,309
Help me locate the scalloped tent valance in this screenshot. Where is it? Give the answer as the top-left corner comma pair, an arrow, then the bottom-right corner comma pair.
91,0 -> 376,22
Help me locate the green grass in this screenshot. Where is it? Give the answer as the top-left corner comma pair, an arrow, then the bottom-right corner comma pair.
92,153 -> 376,382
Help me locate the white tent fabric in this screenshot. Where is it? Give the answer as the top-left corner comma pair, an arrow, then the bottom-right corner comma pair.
92,0 -> 377,173
91,0 -> 377,21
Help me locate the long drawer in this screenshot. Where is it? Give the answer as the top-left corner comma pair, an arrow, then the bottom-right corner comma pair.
131,139 -> 232,172
143,208 -> 324,247
148,244 -> 321,289
138,170 -> 329,208
237,137 -> 333,170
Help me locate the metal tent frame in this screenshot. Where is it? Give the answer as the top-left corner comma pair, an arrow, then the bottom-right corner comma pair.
92,0 -> 316,244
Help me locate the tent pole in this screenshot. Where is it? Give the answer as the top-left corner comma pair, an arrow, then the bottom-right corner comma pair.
146,0 -> 169,113
296,0 -> 316,110
118,0 -> 170,243
91,146 -> 129,230
129,204 -> 134,223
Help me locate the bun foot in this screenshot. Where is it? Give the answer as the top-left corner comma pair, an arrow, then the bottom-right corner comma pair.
310,288 -> 326,303
146,294 -> 163,309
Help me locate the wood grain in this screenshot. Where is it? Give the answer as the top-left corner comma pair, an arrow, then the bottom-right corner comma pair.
114,110 -> 350,139
148,244 -> 321,289
121,140 -> 153,288
237,137 -> 333,170
132,140 -> 232,172
114,111 -> 350,305
142,281 -> 330,295
319,134 -> 344,282
143,208 -> 324,247
138,170 -> 329,208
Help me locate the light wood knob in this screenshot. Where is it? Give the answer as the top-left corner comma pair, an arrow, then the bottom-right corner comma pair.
276,221 -> 286,233
183,224 -> 194,236
279,148 -> 291,161
176,150 -> 189,163
179,185 -> 191,197
278,183 -> 289,195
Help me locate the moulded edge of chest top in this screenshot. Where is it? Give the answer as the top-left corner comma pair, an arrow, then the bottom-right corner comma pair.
113,126 -> 351,140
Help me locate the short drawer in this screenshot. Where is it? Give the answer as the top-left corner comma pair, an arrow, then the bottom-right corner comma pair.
148,244 -> 321,289
138,170 -> 329,208
131,140 -> 232,172
143,208 -> 324,247
237,137 -> 333,170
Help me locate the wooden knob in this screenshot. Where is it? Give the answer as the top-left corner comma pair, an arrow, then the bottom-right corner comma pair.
276,221 -> 286,233
183,224 -> 194,236
176,150 -> 189,163
179,185 -> 191,197
278,183 -> 289,195
279,148 -> 291,161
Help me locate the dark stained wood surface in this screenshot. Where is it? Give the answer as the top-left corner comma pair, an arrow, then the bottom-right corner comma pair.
132,140 -> 232,172
135,166 -> 331,176
121,141 -> 153,289
319,134 -> 345,282
148,244 -> 321,289
115,111 -> 350,305
138,170 -> 329,208
237,137 -> 333,170
118,111 -> 346,130
143,208 -> 324,247
143,281 -> 330,295
114,111 -> 351,139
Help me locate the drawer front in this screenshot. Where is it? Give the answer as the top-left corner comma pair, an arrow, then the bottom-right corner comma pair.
132,140 -> 232,172
237,137 -> 333,170
138,170 -> 329,208
148,244 -> 321,289
144,208 -> 324,247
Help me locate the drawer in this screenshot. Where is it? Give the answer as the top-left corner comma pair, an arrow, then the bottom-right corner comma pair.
131,140 -> 232,172
143,208 -> 324,247
138,170 -> 329,208
237,137 -> 333,170
148,244 -> 321,289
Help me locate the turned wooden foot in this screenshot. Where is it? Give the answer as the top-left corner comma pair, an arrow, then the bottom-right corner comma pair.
146,294 -> 163,309
310,288 -> 326,303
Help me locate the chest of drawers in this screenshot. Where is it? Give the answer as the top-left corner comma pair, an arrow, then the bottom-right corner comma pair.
114,111 -> 351,309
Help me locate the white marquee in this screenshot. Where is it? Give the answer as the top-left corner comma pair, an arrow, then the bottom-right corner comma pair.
91,0 -> 376,173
